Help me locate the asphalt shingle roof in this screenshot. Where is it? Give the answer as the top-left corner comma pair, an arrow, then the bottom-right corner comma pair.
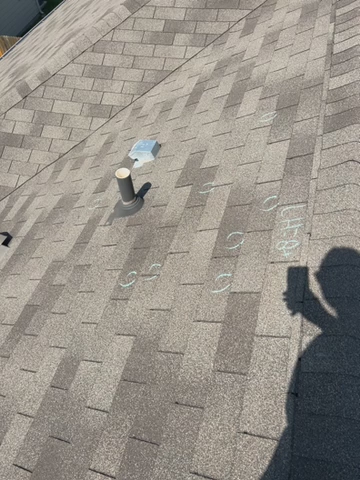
1,0 -> 360,478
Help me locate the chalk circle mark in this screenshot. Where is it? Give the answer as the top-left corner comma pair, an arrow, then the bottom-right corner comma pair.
199,182 -> 215,194
88,198 -> 102,210
144,263 -> 162,281
261,195 -> 279,212
120,271 -> 137,288
226,232 -> 244,250
260,111 -> 277,123
211,273 -> 232,294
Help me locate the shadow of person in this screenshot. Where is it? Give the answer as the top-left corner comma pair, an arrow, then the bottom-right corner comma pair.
261,248 -> 360,480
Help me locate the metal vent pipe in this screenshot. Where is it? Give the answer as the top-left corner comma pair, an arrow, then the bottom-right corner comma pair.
115,168 -> 136,205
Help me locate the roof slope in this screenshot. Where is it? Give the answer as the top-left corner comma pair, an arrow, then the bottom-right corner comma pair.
1,0 -> 360,478
0,0 -> 128,96
0,0 -> 258,199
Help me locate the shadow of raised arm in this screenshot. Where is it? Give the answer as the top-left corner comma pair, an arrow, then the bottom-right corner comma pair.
284,265 -> 336,332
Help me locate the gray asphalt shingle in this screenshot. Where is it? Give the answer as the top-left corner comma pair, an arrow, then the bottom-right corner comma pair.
0,0 -> 359,478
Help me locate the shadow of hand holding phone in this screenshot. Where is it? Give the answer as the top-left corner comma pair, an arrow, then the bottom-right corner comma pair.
261,248 -> 360,480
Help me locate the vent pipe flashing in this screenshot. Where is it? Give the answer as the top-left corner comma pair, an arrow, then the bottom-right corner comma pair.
107,168 -> 144,221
